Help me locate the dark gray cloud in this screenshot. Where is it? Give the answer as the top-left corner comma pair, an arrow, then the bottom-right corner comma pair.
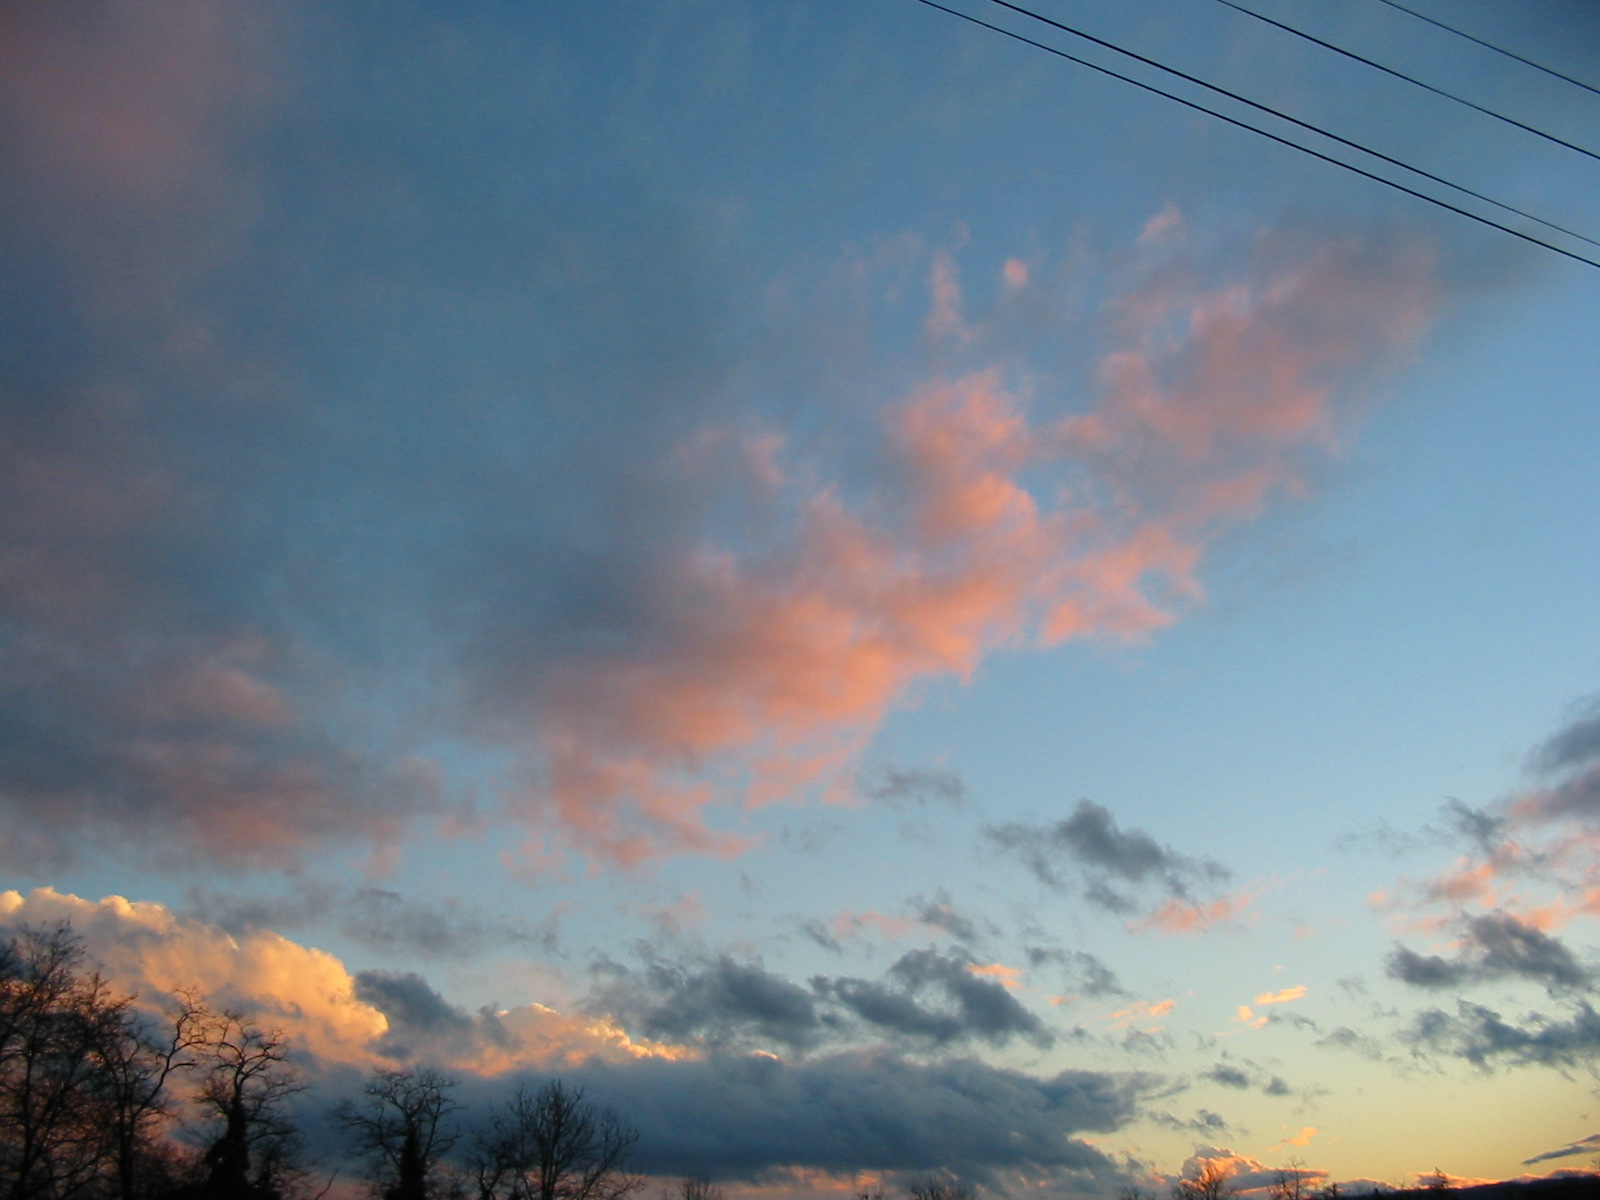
354,970 -> 473,1036
909,894 -> 981,943
595,948 -> 1051,1053
986,801 -> 1228,913
1314,1026 -> 1384,1060
1518,765 -> 1600,823
1523,1133 -> 1600,1166
1386,913 -> 1589,994
1149,1109 -> 1230,1135
1025,947 -> 1127,999
591,955 -> 827,1053
1528,696 -> 1600,776
819,947 -> 1050,1050
352,968 -> 516,1062
860,766 -> 968,809
1200,1063 -> 1251,1090
1199,1058 -> 1293,1097
497,1052 -> 1152,1188
1403,998 -> 1600,1068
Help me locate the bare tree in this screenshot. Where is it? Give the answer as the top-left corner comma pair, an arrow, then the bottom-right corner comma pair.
908,1182 -> 975,1200
0,924 -> 127,1200
1173,1161 -> 1235,1200
1269,1160 -> 1311,1200
471,1080 -> 641,1200
189,1007 -> 306,1200
337,1067 -> 462,1200
98,988 -> 211,1200
669,1179 -> 723,1200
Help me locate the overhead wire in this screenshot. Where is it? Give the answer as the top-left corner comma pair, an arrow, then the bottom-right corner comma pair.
904,0 -> 1600,271
1371,0 -> 1600,100
982,0 -> 1600,253
1211,0 -> 1600,163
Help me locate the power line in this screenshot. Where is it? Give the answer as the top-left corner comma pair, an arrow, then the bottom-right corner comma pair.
905,0 -> 1600,271
1372,0 -> 1600,100
1212,0 -> 1600,163
983,0 -> 1600,253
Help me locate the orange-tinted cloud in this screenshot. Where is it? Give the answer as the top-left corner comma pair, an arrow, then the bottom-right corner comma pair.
1138,887 -> 1259,935
0,886 -> 386,1064
967,962 -> 1022,989
500,235 -> 1437,867
0,886 -> 694,1075
1109,998 -> 1176,1031
1254,985 -> 1307,1006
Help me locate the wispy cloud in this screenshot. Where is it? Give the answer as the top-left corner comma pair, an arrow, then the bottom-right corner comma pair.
0,0 -> 1443,873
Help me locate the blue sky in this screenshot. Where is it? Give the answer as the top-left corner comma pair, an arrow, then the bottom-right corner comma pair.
3,0 -> 1600,1195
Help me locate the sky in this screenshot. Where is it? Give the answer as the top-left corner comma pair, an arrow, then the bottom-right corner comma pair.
3,0 -> 1600,1195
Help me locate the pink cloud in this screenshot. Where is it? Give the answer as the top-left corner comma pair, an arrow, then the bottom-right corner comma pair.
495,237 -> 1438,868
1138,886 -> 1260,935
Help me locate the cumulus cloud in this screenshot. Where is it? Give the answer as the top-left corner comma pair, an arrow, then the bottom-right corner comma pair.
0,887 -> 387,1064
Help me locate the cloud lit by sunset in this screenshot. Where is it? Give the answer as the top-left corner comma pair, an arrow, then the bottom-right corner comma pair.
1,2 -> 1597,1198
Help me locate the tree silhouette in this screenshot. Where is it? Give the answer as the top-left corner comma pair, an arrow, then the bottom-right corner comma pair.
1173,1161 -> 1236,1200
337,1066 -> 461,1200
470,1080 -> 640,1200
189,1008 -> 305,1200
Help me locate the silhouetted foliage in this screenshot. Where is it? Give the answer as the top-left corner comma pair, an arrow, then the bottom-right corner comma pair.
337,1067 -> 461,1200
907,1182 -> 974,1200
470,1080 -> 640,1200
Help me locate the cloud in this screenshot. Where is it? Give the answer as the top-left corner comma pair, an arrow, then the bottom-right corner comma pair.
1388,913 -> 1589,994
987,801 -> 1229,915
1169,1149 -> 1328,1198
1403,998 -> 1600,1069
1524,1133 -> 1600,1166
1135,887 -> 1259,935
1528,696 -> 1600,776
595,945 -> 1053,1054
353,969 -> 686,1071
1254,986 -> 1307,1006
859,765 -> 968,809
0,0 -> 1444,875
909,894 -> 982,943
1201,1063 -> 1252,1089
590,955 -> 827,1054
1030,949 -> 1128,1000
0,886 -> 386,1064
818,948 -> 1051,1049
539,1052 -> 1152,1187
186,883 -> 550,959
